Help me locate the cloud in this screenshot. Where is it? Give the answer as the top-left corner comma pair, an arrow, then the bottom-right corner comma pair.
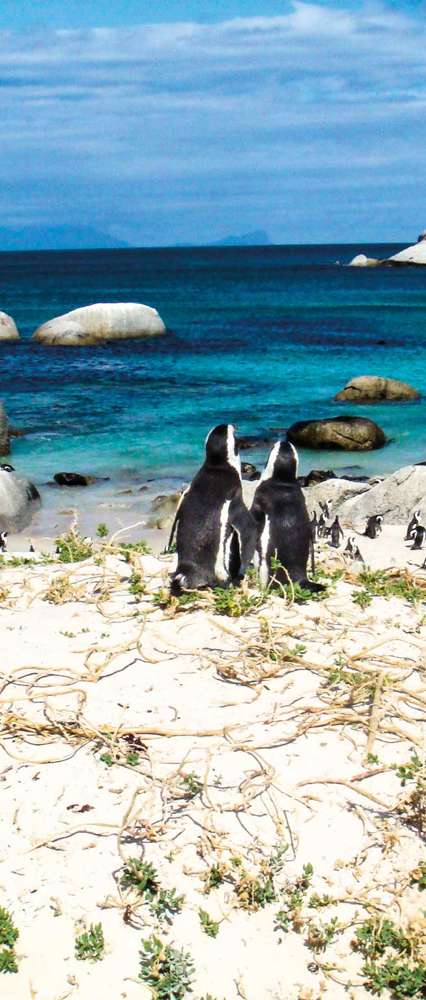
1,2 -> 426,242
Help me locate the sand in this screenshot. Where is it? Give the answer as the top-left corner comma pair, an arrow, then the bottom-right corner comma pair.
0,527 -> 425,999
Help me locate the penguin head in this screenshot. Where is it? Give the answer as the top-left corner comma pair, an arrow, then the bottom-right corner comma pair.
0,464 -> 15,473
261,440 -> 299,483
205,424 -> 241,474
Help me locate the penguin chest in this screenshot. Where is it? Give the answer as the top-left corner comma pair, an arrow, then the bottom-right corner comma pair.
214,500 -> 233,581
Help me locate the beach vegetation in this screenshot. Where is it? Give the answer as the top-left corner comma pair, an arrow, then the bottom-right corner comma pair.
305,916 -> 342,952
0,907 -> 19,974
409,862 -> 426,890
198,908 -> 220,938
44,574 -> 78,604
274,863 -> 314,934
119,539 -> 152,559
181,771 -> 203,798
203,864 -> 227,892
74,922 -> 105,962
352,917 -> 426,998
96,522 -> 109,538
352,569 -> 425,610
139,935 -> 195,999
55,530 -> 93,563
120,859 -> 184,925
129,571 -> 145,599
212,586 -> 264,617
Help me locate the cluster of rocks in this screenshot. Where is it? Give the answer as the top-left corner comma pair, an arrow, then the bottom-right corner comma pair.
0,302 -> 166,346
349,230 -> 426,267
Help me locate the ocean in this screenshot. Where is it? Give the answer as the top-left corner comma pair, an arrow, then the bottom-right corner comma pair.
1,243 -> 426,535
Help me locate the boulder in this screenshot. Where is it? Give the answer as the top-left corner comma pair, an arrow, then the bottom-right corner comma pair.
241,462 -> 261,481
146,492 -> 182,530
298,469 -> 336,487
287,416 -> 386,452
348,254 -> 380,267
32,302 -> 166,346
303,478 -> 370,519
0,403 -> 10,455
339,464 -> 426,528
0,467 -> 41,532
335,375 -> 420,403
54,472 -> 96,487
387,233 -> 426,266
0,312 -> 20,341
237,435 -> 275,451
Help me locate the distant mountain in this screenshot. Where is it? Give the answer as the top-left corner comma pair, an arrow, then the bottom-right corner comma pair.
210,229 -> 271,246
0,225 -> 129,251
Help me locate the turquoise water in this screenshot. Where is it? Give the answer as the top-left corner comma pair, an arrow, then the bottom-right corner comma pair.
1,243 -> 426,496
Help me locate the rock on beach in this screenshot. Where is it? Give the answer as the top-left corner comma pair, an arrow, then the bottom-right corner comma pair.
32,302 -> 166,346
339,463 -> 426,528
0,467 -> 41,532
287,416 -> 386,451
335,375 -> 420,403
0,311 -> 20,341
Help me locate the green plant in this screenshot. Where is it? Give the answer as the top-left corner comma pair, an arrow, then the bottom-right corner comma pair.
353,589 -> 373,609
120,539 -> 152,559
139,935 -> 195,999
96,523 -> 109,538
352,569 -> 425,610
204,864 -> 226,892
212,586 -> 264,617
150,889 -> 184,925
181,772 -> 203,798
198,908 -> 219,938
305,916 -> 342,952
55,531 -> 93,563
75,922 -> 105,962
0,907 -> 19,974
353,917 -> 426,998
129,571 -> 145,599
274,863 -> 314,934
410,862 -> 426,890
120,859 -> 159,899
395,753 -> 423,787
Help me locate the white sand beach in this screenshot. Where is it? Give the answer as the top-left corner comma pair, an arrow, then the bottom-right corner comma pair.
1,527 -> 425,999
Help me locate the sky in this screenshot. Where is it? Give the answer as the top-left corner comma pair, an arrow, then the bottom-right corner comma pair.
1,0 -> 425,246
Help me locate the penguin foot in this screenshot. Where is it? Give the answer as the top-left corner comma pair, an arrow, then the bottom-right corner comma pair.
298,578 -> 326,593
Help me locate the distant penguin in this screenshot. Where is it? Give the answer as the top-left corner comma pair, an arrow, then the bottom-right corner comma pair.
411,525 -> 425,551
0,530 -> 8,552
344,536 -> 354,557
352,542 -> 364,563
29,541 -> 35,554
319,500 -> 331,520
317,513 -> 326,538
405,509 -> 420,541
310,510 -> 318,542
169,424 -> 256,594
364,515 -> 383,539
421,556 -> 426,570
329,516 -> 344,548
251,440 -> 325,593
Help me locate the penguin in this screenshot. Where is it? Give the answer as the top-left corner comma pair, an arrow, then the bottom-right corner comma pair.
364,515 -> 383,539
29,541 -> 35,554
319,500 -> 331,520
250,440 -> 325,593
344,536 -> 354,557
411,525 -> 425,551
421,556 -> 426,570
328,516 -> 344,548
169,424 -> 256,595
310,510 -> 318,542
317,513 -> 327,538
0,464 -> 15,473
352,542 -> 364,563
0,531 -> 8,552
405,509 -> 420,541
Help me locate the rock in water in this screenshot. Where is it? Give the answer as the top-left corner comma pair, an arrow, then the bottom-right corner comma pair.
335,375 -> 420,403
387,233 -> 426,266
0,312 -> 20,341
0,404 -> 10,455
348,254 -> 380,267
54,472 -> 95,487
0,468 -> 41,532
287,416 -> 386,451
146,492 -> 183,530
339,464 -> 426,527
32,302 -> 166,346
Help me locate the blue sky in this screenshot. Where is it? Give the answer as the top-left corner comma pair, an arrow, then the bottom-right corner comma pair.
1,1 -> 425,245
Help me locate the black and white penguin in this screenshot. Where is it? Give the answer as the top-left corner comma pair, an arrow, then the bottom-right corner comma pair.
319,500 -> 331,521
0,464 -> 15,473
344,536 -> 354,557
310,510 -> 319,542
317,513 -> 327,538
0,531 -> 8,552
405,509 -> 420,541
168,424 -> 256,594
364,514 -> 383,539
251,440 -> 325,593
411,525 -> 425,551
352,542 -> 364,563
328,516 -> 344,548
